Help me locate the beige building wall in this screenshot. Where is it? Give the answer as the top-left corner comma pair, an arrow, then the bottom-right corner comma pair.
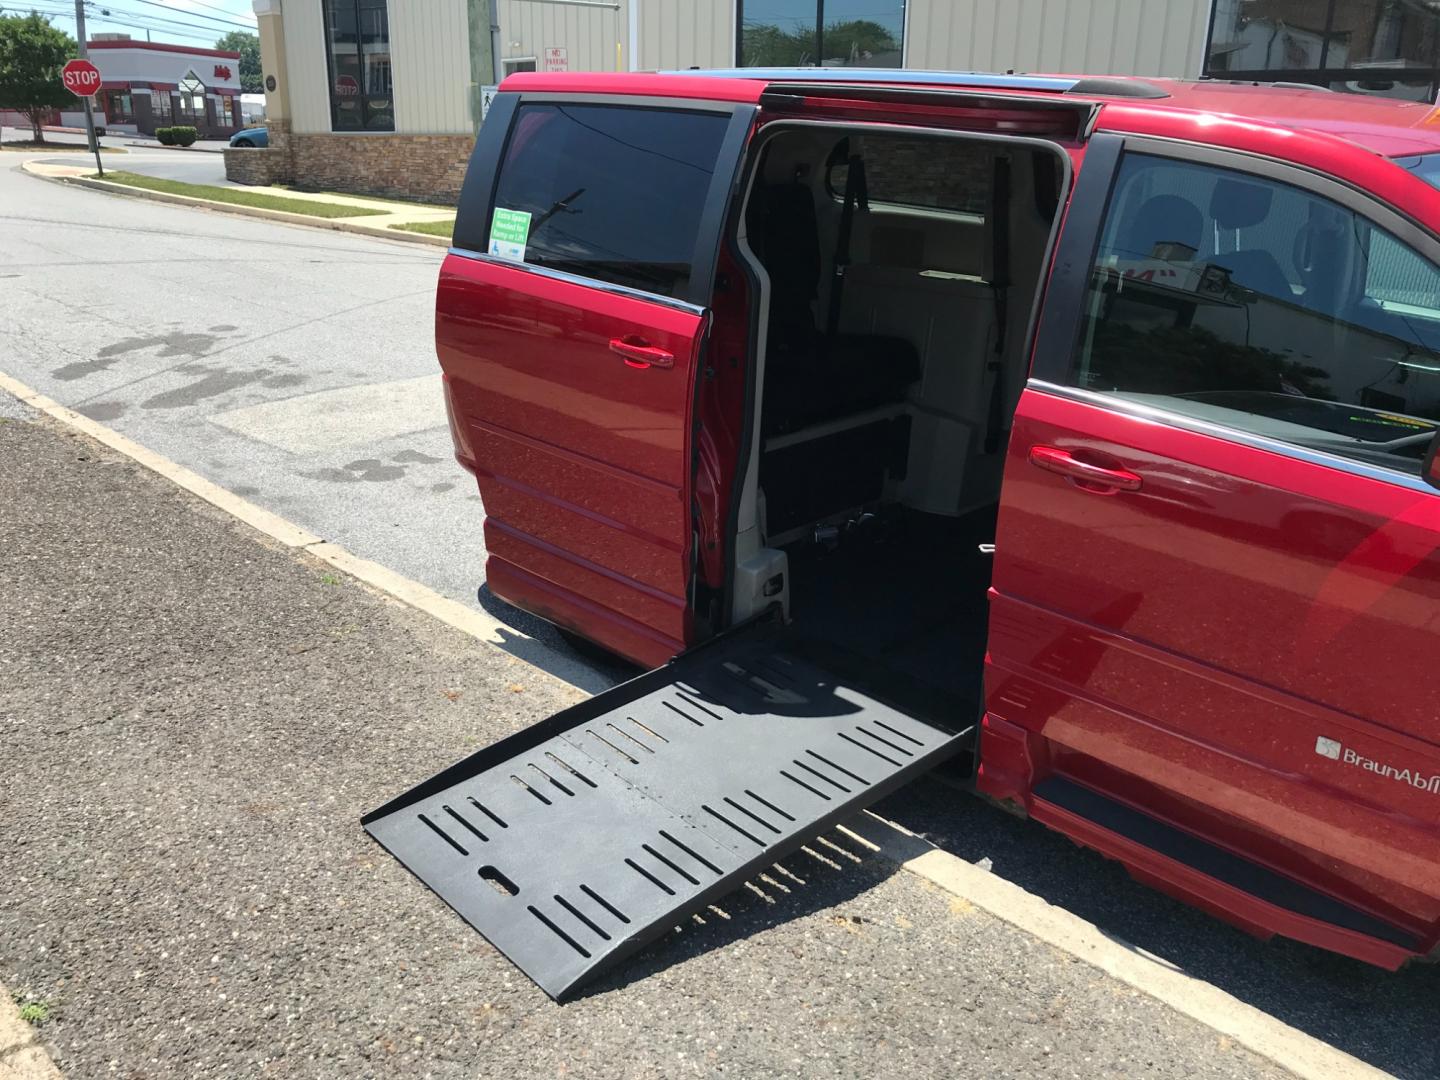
497,0 -> 625,74
904,0 -> 1209,78
636,0 -> 733,71
391,0 -> 473,133
281,0 -> 331,135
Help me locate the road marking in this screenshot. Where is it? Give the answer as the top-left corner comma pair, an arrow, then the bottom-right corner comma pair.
209,375 -> 448,453
0,367 -> 1395,1080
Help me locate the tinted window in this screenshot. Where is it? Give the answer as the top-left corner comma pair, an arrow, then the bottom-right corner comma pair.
1069,154 -> 1440,478
488,104 -> 730,299
827,135 -> 994,216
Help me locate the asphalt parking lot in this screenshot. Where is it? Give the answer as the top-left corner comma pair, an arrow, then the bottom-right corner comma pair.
0,406 -> 1297,1079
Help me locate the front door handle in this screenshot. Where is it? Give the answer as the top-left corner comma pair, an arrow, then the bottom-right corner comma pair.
1028,445 -> 1143,493
609,336 -> 674,370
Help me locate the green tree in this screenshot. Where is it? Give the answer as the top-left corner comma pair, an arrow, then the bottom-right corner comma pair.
0,13 -> 76,144
214,29 -> 261,94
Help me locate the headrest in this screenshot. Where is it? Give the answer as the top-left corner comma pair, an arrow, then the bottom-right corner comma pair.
1125,194 -> 1203,256
1210,179 -> 1274,229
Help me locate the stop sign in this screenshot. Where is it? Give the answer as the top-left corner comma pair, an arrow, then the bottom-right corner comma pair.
61,58 -> 102,97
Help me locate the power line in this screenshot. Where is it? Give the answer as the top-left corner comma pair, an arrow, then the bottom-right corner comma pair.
112,0 -> 254,32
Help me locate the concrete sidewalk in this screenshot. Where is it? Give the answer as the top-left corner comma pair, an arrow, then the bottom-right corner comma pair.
0,401 -> 1293,1079
22,159 -> 454,247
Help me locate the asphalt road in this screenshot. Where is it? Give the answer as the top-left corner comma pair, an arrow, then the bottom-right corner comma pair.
3,153 -> 1438,1077
0,411 -> 1288,1080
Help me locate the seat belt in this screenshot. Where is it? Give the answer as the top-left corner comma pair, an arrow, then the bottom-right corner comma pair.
824,152 -> 868,357
984,155 -> 1012,455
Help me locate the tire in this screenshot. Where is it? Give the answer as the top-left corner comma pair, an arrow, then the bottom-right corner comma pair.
233,139 -> 253,148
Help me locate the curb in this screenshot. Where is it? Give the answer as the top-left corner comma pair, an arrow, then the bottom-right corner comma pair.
0,991 -> 62,1080
22,163 -> 449,249
123,141 -> 225,153
0,371 -> 1396,1080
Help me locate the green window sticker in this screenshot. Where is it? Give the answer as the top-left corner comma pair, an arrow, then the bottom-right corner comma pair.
488,207 -> 532,262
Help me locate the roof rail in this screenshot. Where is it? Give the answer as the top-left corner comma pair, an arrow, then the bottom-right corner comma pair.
1066,77 -> 1170,99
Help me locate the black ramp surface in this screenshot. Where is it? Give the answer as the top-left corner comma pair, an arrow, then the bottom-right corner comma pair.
363,622 -> 967,999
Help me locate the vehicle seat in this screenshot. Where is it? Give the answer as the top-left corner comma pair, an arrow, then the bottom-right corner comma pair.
750,181 -> 920,436
1209,179 -> 1294,300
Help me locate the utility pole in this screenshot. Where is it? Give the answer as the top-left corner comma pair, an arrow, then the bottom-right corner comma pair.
74,0 -> 103,176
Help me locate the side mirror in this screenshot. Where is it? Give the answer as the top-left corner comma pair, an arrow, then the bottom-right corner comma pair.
1425,431 -> 1440,491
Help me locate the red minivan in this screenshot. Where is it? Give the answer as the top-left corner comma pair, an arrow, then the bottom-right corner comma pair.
371,69 -> 1440,998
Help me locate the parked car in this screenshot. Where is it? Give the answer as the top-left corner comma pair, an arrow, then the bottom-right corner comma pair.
371,69 -> 1440,996
228,126 -> 267,148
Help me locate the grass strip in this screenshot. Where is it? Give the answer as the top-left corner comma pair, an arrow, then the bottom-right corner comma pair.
389,219 -> 454,238
94,171 -> 388,218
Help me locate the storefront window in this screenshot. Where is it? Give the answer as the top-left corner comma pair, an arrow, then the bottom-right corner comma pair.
104,92 -> 133,122
151,90 -> 173,123
323,0 -> 395,131
211,97 -> 233,128
738,0 -> 905,68
1205,0 -> 1440,101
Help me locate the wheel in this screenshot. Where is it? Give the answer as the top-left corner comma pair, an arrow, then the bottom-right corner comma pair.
233,138 -> 253,148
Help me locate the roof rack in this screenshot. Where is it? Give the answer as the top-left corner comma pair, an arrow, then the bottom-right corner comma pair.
674,67 -> 1172,101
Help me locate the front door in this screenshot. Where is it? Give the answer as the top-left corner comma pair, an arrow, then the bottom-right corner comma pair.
984,134 -> 1440,959
438,96 -> 753,667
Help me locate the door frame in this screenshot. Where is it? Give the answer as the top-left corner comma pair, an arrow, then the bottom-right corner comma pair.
714,116 -> 1079,636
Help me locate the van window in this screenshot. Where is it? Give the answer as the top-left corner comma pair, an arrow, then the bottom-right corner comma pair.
488,104 -> 730,299
827,135 -> 994,216
1068,154 -> 1440,479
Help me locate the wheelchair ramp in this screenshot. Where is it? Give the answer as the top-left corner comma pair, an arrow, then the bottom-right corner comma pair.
363,621 -> 967,1000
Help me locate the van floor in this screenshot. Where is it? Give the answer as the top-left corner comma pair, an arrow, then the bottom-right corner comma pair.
781,506 -> 996,730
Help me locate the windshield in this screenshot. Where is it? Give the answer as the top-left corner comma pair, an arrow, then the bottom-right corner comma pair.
1399,152 -> 1440,192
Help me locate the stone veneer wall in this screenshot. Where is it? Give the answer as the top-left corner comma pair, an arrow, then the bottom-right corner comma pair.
223,117 -> 473,203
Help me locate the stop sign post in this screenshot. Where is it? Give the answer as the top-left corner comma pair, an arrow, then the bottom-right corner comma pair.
61,58 -> 101,96
61,45 -> 103,177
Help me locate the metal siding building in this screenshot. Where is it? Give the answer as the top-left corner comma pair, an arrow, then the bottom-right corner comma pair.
243,1 -> 1438,201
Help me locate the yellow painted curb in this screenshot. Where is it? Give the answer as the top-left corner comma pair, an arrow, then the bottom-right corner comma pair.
0,370 -> 1395,1080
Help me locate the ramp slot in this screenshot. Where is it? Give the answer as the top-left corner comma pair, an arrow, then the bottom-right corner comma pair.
723,795 -> 782,834
587,729 -> 639,765
529,905 -> 591,957
642,843 -> 700,885
418,813 -> 468,856
675,690 -> 723,721
662,699 -> 706,727
544,753 -> 597,788
555,894 -> 612,941
628,717 -> 668,743
659,830 -> 723,875
444,805 -> 489,843
479,864 -> 519,896
511,774 -> 553,804
793,759 -> 851,793
529,763 -> 574,797
805,750 -> 867,786
872,719 -> 925,747
837,731 -> 901,766
780,769 -> 832,801
745,790 -> 795,822
854,725 -> 915,758
703,804 -> 765,846
468,798 -> 508,828
626,857 -> 676,895
607,722 -> 655,755
580,884 -> 631,924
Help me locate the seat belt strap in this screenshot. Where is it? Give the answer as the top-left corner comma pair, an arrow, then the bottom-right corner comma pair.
824,153 -> 867,356
984,155 -> 1012,455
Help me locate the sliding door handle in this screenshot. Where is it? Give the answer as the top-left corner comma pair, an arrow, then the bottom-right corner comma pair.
610,337 -> 674,369
1028,445 -> 1142,493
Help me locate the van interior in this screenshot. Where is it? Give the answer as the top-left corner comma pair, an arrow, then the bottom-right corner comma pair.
726,126 -> 1066,722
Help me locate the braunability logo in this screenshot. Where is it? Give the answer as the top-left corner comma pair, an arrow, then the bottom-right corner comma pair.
1316,736 -> 1440,794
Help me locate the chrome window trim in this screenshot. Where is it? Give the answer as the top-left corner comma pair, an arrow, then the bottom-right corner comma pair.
446,247 -> 709,316
1028,379 -> 1440,497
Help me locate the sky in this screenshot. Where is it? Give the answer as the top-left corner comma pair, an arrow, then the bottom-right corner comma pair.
3,0 -> 257,48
